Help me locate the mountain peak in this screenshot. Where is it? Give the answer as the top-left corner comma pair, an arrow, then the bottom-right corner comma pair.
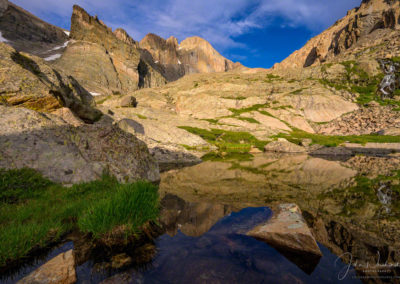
70,5 -> 113,43
0,0 -> 8,16
139,33 -> 242,80
179,36 -> 212,50
114,28 -> 137,46
166,36 -> 178,47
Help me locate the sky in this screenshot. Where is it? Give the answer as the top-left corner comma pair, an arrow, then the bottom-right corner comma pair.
12,0 -> 361,68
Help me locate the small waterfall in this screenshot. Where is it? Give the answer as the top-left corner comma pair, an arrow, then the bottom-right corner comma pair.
376,182 -> 392,214
378,59 -> 400,99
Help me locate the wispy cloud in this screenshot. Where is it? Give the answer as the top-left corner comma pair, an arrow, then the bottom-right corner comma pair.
11,0 -> 361,51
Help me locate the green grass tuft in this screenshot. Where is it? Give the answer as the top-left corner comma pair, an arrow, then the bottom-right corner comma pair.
228,103 -> 270,116
222,96 -> 247,100
136,114 -> 147,119
78,181 -> 159,238
0,169 -> 159,266
0,168 -> 54,203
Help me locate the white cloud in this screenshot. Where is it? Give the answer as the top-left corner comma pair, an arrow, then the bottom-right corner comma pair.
11,0 -> 361,51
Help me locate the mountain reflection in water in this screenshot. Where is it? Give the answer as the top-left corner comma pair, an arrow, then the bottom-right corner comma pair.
2,153 -> 399,283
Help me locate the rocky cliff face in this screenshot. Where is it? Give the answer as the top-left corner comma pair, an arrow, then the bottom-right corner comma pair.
140,33 -> 185,82
54,5 -> 166,96
0,0 -> 68,56
140,33 -> 243,82
0,42 -> 102,123
0,0 -> 7,16
274,0 -> 400,69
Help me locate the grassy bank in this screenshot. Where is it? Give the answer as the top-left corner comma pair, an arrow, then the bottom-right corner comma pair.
0,168 -> 159,266
273,128 -> 400,147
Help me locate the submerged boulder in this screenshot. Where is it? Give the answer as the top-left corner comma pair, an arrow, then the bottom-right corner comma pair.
17,250 -> 76,284
247,204 -> 322,257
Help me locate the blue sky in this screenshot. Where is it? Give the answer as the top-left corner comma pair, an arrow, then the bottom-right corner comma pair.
12,0 -> 361,68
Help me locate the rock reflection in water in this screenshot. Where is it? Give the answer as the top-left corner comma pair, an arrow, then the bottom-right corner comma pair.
111,197 -> 359,284
160,153 -> 400,283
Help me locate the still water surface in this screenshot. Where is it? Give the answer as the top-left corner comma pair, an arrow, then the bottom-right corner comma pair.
2,153 -> 400,283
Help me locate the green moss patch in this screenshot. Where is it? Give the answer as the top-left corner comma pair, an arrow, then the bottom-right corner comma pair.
228,103 -> 270,116
237,117 -> 260,124
273,128 -> 400,147
178,126 -> 268,152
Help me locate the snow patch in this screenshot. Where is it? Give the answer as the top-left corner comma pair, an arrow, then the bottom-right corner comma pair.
44,53 -> 62,61
64,31 -> 70,36
90,92 -> 102,96
0,31 -> 8,43
51,41 -> 69,51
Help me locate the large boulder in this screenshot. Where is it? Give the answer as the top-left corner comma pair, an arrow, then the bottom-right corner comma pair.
264,138 -> 307,153
17,250 -> 76,284
0,106 -> 160,184
0,43 -> 102,123
119,96 -> 138,108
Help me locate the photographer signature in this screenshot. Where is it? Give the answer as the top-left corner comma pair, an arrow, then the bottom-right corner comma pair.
334,251 -> 400,280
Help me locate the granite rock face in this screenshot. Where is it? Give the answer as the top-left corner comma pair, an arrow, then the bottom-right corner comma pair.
140,33 -> 243,82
